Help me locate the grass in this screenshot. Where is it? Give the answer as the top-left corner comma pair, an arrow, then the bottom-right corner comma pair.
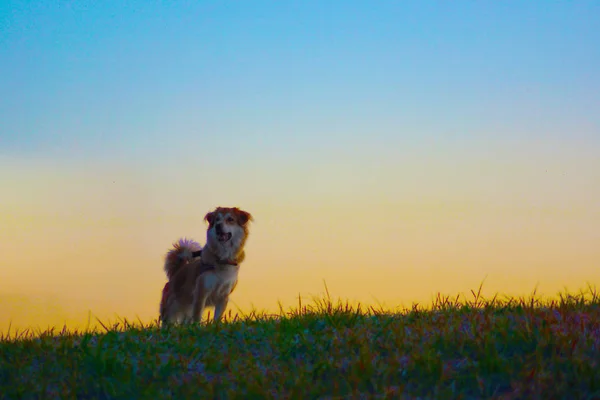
2,283 -> 600,399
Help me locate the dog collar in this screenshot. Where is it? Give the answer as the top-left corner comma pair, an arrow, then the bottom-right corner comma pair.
217,259 -> 239,266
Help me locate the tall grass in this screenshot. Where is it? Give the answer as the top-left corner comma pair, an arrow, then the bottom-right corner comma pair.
1,283 -> 599,399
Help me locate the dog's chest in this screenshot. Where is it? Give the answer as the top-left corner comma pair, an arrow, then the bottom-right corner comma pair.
205,271 -> 238,305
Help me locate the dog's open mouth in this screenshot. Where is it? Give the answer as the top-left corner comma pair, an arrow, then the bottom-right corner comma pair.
218,232 -> 232,242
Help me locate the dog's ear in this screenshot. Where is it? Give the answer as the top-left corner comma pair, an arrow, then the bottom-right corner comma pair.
204,211 -> 216,225
236,210 -> 253,226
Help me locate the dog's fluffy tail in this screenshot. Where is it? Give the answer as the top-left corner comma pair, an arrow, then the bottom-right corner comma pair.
164,238 -> 202,279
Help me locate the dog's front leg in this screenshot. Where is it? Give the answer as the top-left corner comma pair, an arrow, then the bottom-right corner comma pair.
213,296 -> 229,323
192,279 -> 208,324
192,294 -> 207,324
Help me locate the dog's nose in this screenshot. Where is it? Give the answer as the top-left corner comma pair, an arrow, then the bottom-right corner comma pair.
215,223 -> 223,233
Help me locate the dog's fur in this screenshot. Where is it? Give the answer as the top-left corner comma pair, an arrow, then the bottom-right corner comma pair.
159,207 -> 253,325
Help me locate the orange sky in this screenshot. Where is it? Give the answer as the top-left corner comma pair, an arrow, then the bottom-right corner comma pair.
2,137 -> 599,333
3,2 -> 600,335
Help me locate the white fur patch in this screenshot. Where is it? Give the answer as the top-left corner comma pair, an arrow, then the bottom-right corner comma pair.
177,237 -> 202,251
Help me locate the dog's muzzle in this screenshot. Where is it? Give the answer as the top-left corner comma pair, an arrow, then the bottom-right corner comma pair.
215,223 -> 232,242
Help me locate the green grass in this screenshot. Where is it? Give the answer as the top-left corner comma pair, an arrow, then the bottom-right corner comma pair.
2,283 -> 600,399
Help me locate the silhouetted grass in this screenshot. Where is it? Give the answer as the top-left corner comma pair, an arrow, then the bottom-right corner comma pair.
2,283 -> 600,399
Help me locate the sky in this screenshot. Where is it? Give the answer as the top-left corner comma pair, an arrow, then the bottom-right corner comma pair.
1,1 -> 599,333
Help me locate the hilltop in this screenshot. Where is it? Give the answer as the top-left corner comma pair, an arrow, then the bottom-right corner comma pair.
1,286 -> 599,399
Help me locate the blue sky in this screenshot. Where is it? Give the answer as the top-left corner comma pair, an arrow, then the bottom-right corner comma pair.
1,1 -> 598,165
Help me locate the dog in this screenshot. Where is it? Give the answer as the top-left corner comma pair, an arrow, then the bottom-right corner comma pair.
159,207 -> 253,326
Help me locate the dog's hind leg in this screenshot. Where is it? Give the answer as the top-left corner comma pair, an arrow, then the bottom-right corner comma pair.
160,302 -> 173,327
162,299 -> 185,326
180,306 -> 195,324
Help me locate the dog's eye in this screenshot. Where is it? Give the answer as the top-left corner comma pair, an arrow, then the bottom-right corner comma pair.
226,217 -> 234,223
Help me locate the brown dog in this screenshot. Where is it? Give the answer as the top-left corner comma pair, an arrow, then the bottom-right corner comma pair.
159,207 -> 253,325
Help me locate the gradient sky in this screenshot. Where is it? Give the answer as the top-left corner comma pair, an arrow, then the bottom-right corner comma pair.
1,1 -> 599,333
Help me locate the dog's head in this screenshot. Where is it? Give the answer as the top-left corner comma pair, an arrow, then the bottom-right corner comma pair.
204,207 -> 253,262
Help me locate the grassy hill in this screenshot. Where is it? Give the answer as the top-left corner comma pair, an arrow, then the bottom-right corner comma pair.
2,285 -> 599,399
